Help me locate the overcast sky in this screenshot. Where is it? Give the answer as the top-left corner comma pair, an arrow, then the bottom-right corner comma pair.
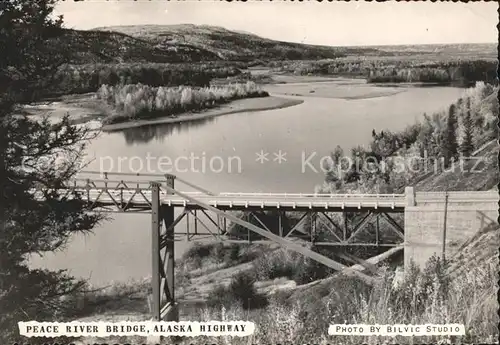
55,1 -> 497,46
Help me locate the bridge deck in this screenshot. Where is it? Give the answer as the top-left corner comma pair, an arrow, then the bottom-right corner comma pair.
52,189 -> 408,211
31,174 -> 497,212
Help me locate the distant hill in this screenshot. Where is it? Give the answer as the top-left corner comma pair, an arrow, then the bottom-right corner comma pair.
91,24 -> 353,61
55,24 -> 497,65
366,43 -> 497,60
55,28 -> 220,64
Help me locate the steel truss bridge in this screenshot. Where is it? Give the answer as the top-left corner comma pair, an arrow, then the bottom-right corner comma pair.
33,171 -> 411,321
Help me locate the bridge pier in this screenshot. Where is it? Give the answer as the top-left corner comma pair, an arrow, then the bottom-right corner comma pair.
151,176 -> 179,322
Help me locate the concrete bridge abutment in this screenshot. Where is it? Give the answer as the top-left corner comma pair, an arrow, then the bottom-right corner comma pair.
403,188 -> 498,270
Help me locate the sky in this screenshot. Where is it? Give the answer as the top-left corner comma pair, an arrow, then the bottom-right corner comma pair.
55,1 -> 498,46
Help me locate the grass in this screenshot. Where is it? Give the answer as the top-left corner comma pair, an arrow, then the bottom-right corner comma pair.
171,233 -> 497,344
193,254 -> 498,344
60,279 -> 152,319
44,230 -> 496,345
96,81 -> 269,124
38,250 -> 495,345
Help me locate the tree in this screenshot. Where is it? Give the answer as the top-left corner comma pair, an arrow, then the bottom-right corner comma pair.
0,0 -> 102,342
371,129 -> 399,159
442,104 -> 458,167
460,99 -> 474,157
0,0 -> 74,105
325,145 -> 344,186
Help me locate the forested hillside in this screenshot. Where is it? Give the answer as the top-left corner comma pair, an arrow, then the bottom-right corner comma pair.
93,24 -> 352,61
316,81 -> 499,195
53,29 -> 220,64
20,24 -> 497,97
272,57 -> 497,86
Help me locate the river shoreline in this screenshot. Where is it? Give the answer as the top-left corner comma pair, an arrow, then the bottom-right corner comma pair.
21,93 -> 304,131
20,75 -> 455,131
102,96 -> 304,132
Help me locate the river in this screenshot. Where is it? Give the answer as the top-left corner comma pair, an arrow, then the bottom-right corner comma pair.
30,79 -> 465,286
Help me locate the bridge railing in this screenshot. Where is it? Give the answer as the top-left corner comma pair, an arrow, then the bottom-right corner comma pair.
219,192 -> 405,199
73,171 -> 404,198
38,171 -> 499,207
72,171 -> 497,202
54,179 -> 407,201
40,176 -> 403,196
416,191 -> 498,203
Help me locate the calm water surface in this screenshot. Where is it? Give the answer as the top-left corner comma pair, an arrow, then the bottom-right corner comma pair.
31,81 -> 464,285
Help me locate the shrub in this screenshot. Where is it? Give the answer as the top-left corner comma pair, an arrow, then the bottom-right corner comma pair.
209,243 -> 243,265
206,271 -> 267,310
213,243 -> 243,265
389,255 -> 449,319
226,244 -> 241,262
291,255 -> 332,285
209,242 -> 226,264
182,243 -> 213,269
252,249 -> 297,281
228,271 -> 267,310
181,242 -> 253,270
206,284 -> 235,309
252,245 -> 334,285
184,243 -> 213,260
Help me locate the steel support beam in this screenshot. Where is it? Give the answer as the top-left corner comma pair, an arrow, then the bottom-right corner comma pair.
151,176 -> 178,322
151,182 -> 161,321
278,211 -> 283,237
188,209 -> 222,241
285,212 -> 309,238
160,211 -> 187,248
250,212 -> 272,233
343,212 -> 348,241
335,251 -> 379,275
316,212 -> 344,243
310,212 -> 317,242
381,212 -> 405,240
160,203 -> 177,321
347,211 -> 375,243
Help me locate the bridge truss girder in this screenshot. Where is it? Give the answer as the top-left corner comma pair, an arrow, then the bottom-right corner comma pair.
162,186 -> 401,284
171,208 -> 404,249
53,175 -> 405,322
